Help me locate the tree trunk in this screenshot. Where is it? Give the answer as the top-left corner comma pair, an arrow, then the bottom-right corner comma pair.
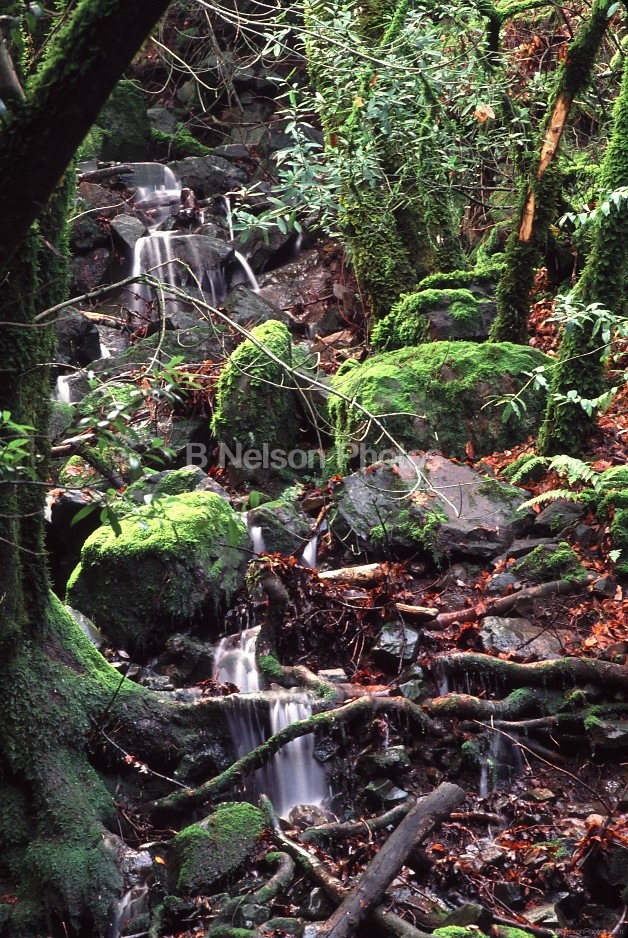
489,0 -> 613,343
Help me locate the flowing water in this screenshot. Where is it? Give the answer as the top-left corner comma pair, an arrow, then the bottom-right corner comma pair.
213,627 -> 329,816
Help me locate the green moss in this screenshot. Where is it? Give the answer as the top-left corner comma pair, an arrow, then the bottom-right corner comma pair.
93,79 -> 152,162
610,508 -> 628,575
372,289 -> 479,350
494,928 -> 546,938
416,260 -> 505,291
328,341 -> 552,467
370,503 -> 447,561
258,654 -> 284,680
515,541 -> 586,583
171,803 -> 265,896
434,929 -> 489,938
66,491 -> 248,649
211,321 -> 301,475
57,454 -> 100,487
151,123 -> 211,159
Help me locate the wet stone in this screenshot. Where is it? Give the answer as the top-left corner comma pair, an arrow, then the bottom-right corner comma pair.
364,778 -> 409,806
357,746 -> 412,779
372,623 -> 420,666
461,839 -> 505,871
479,615 -> 569,661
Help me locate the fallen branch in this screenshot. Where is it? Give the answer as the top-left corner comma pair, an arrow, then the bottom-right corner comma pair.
300,799 -> 413,844
394,602 -> 439,621
427,575 -> 595,630
77,163 -> 135,182
214,850 -> 295,926
317,782 -> 466,938
317,562 -> 393,586
151,695 -> 435,818
424,688 -> 540,719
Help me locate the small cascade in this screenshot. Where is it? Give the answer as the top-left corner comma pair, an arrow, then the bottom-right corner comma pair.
107,883 -> 150,938
98,342 -> 111,360
301,534 -> 318,569
53,375 -> 72,403
479,731 -> 524,798
213,627 -> 328,816
126,163 -> 182,229
232,250 -> 260,292
248,523 -> 267,556
219,194 -> 234,241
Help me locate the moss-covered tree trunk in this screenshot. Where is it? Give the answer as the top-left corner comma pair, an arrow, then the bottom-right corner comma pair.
538,53 -> 628,455
304,0 -> 464,319
0,1 -> 175,933
489,0 -> 614,343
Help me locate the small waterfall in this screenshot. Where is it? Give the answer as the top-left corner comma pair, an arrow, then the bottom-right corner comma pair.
249,524 -> 267,556
213,627 -> 328,816
232,250 -> 260,292
53,375 -> 72,403
301,534 -> 318,569
220,194 -> 234,241
98,342 -> 111,360
107,883 -> 150,938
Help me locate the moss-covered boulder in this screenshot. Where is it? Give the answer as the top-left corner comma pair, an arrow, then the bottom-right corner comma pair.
91,80 -> 152,162
371,288 -> 495,350
329,341 -> 551,464
169,803 -> 265,896
66,492 -> 248,649
332,453 -> 534,561
211,321 -> 302,480
513,541 -> 587,584
247,497 -> 311,556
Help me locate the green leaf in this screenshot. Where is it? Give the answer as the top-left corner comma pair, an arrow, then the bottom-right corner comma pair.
227,516 -> 242,548
70,503 -> 98,526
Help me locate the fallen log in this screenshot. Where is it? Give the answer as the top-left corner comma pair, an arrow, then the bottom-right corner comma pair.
427,575 -> 595,630
424,688 -> 540,719
261,795 -> 434,938
393,602 -> 439,621
76,162 -> 135,182
317,562 -> 393,586
300,799 -> 413,844
317,782 -> 466,938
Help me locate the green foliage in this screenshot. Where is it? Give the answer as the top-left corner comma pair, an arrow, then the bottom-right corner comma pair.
0,410 -> 38,481
371,289 -> 479,350
151,122 -> 211,159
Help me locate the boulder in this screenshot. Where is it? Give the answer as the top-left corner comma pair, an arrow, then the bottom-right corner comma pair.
167,154 -> 248,198
372,622 -> 420,665
224,284 -> 293,328
109,214 -> 147,254
66,491 -> 248,649
169,803 -> 265,896
55,310 -> 102,367
329,341 -> 552,463
247,498 -> 311,556
479,616 -> 569,660
331,452 -> 534,561
513,541 -> 588,584
96,80 -> 152,162
70,247 -> 111,294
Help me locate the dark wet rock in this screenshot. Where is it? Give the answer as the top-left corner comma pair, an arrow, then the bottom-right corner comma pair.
70,247 -> 111,293
46,489 -> 103,595
109,214 -> 147,253
364,778 -> 409,806
257,247 -> 339,320
593,576 -> 618,599
75,180 -> 127,219
440,902 -> 492,928
55,310 -> 102,367
533,498 -> 587,536
158,632 -> 215,685
485,571 -> 520,595
317,668 -> 348,684
513,540 -> 587,584
69,213 -> 109,254
372,622 -> 420,666
331,452 -> 534,561
479,616 -> 569,660
501,536 -> 558,560
167,154 -> 248,198
48,400 -> 75,442
213,142 -> 256,162
398,678 -> 429,703
97,80 -> 153,162
248,498 -> 311,556
461,839 -> 505,872
147,106 -> 177,135
224,284 -> 293,328
300,886 -> 334,920
587,719 -> 628,750
493,881 -> 525,909
169,802 -> 265,896
357,746 -> 411,779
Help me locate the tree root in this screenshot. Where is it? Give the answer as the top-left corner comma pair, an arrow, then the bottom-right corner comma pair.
424,687 -> 540,719
214,851 -> 295,927
151,695 -> 436,820
434,651 -> 628,690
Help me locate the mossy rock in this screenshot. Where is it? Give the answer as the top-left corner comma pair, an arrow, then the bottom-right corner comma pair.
371,287 -> 496,351
211,321 -> 302,481
66,491 -> 248,649
151,122 -> 211,159
328,341 -> 552,465
513,541 -> 587,584
92,80 -> 152,162
170,803 -> 265,896
433,929 -> 488,938
125,466 -> 229,505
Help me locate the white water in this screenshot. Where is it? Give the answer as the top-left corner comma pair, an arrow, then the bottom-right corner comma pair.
107,883 -> 150,938
248,523 -> 267,556
53,375 -> 72,403
233,250 -> 260,292
213,627 -> 328,816
301,534 -> 318,568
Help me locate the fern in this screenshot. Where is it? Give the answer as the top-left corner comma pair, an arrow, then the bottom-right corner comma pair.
503,454 -> 549,485
546,455 -> 599,488
518,489 -> 584,512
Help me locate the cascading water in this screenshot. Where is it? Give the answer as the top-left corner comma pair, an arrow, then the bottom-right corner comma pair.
213,627 -> 329,816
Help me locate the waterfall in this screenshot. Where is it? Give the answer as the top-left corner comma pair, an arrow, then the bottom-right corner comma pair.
232,250 -> 260,292
301,534 -> 318,568
107,883 -> 150,938
53,375 -> 72,403
213,627 -> 329,816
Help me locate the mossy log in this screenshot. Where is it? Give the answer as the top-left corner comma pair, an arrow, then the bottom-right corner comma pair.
152,695 -> 436,819
435,652 -> 628,691
300,799 -> 414,844
424,688 -> 540,719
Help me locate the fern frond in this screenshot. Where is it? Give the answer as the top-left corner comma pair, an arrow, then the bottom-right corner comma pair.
517,489 -> 584,512
547,455 -> 598,487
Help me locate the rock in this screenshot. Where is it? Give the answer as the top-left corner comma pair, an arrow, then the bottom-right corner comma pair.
331,452 -> 534,560
493,881 -> 524,909
533,498 -> 587,536
485,571 -> 520,595
500,536 -> 558,559
300,886 -> 334,920
364,778 -> 409,806
257,247 -> 340,320
372,623 -> 420,666
461,839 -> 505,872
513,540 -> 587,584
167,154 -> 248,197
224,284 -> 293,328
147,106 -> 177,135
587,719 -> 628,749
66,491 -> 248,650
593,576 -> 618,599
64,605 -> 104,648
479,616 -> 569,660
356,746 -> 412,778
70,247 -> 111,293
125,466 -> 230,504
329,341 -> 552,462
169,802 -> 265,896
109,214 -> 147,253
69,213 -> 109,254
96,80 -> 152,162
398,679 -> 429,703
48,400 -> 75,442
211,320 -> 305,482
247,498 -> 311,556
526,787 -> 556,802
55,310 -> 102,367
318,668 -> 348,684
